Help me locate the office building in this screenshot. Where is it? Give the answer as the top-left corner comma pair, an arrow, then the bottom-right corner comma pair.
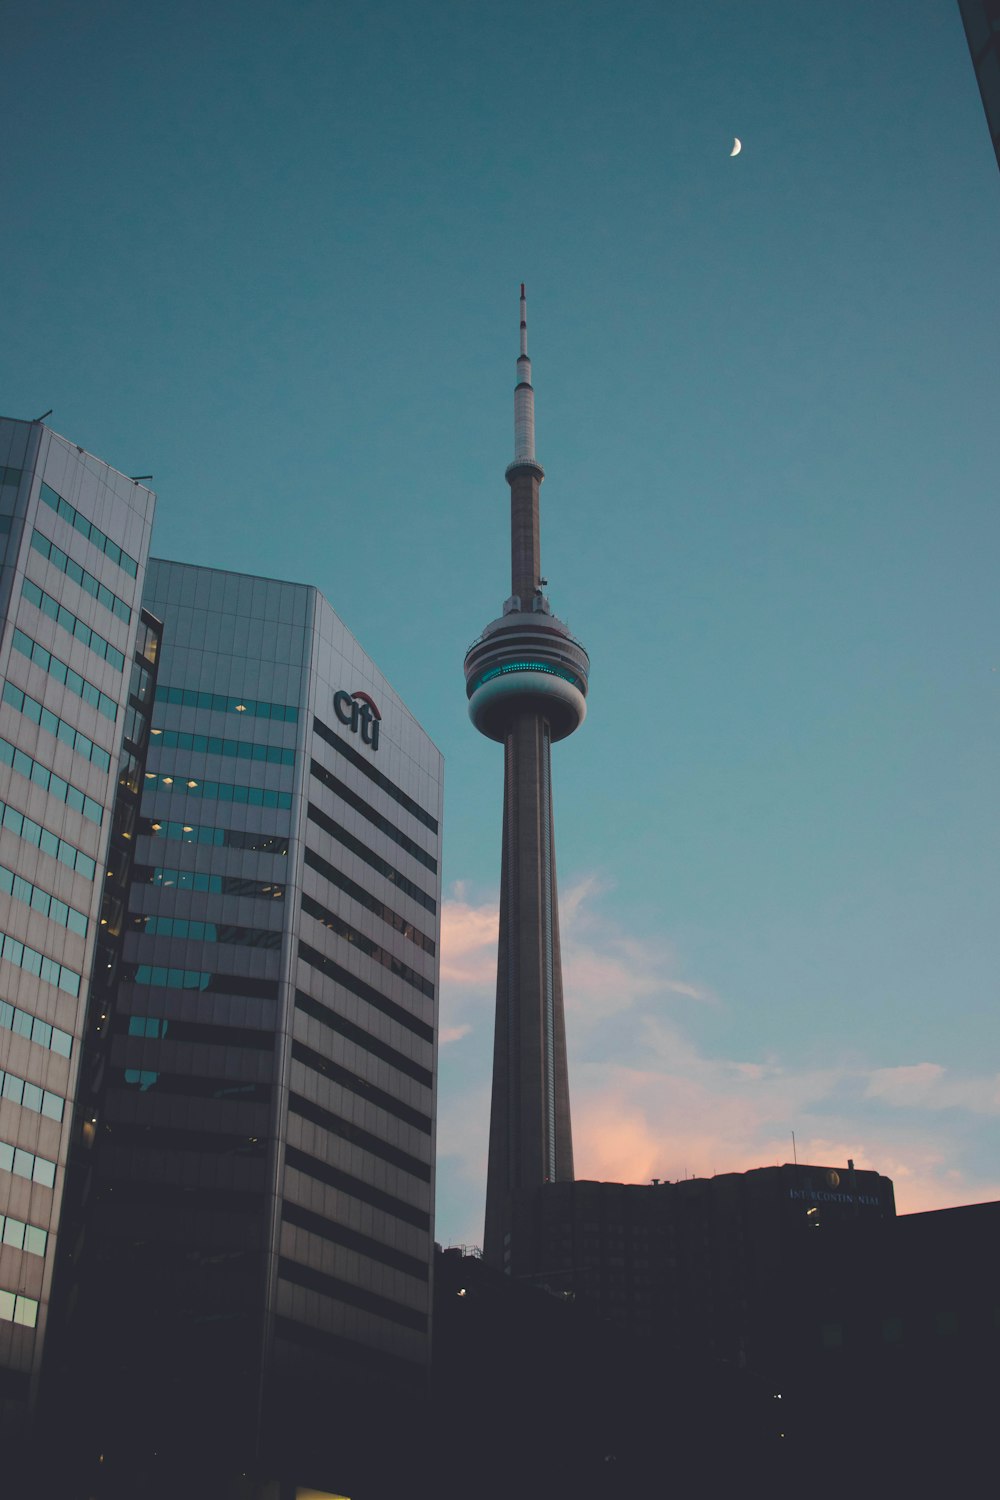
786,1196 -> 1000,1488
49,558 -> 443,1495
0,417 -> 155,1418
957,0 -> 1000,170
463,287 -> 590,1268
506,1162 -> 896,1369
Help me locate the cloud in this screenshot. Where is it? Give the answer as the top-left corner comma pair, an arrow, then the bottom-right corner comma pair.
437,885 -> 499,1057
866,1063 -> 1000,1114
439,893 -> 498,989
866,1062 -> 945,1108
569,1017 -> 1000,1215
560,874 -> 713,1024
439,1023 -> 473,1045
432,874 -> 1000,1248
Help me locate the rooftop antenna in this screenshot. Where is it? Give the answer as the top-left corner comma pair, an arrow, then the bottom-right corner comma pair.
34,410 -> 53,423
792,1130 -> 797,1165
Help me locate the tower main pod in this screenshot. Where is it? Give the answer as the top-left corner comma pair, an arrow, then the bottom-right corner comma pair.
464,287 -> 590,1268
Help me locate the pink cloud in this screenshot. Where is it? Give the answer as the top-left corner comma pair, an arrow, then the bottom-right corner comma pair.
432,874 -> 1000,1248
440,891 -> 498,989
568,1041 -> 1000,1217
439,1023 -> 473,1045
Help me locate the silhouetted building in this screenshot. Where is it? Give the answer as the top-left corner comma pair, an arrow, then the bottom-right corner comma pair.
463,288 -> 589,1267
432,1243 -> 784,1500
508,1163 -> 895,1372
785,1197 -> 1000,1491
0,417 -> 155,1424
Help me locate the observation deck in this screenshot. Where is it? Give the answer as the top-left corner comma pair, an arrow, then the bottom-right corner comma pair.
464,605 -> 590,743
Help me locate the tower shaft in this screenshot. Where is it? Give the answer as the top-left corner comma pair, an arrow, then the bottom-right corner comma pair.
484,710 -> 574,1262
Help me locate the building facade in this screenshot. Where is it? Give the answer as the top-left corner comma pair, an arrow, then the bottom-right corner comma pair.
0,418 -> 155,1417
50,559 -> 443,1494
957,0 -> 1000,170
463,288 -> 589,1269
507,1163 -> 896,1371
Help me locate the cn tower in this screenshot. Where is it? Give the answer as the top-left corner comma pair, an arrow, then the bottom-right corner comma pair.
464,286 -> 590,1267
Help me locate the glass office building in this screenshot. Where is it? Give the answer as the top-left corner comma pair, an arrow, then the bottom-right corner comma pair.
957,0 -> 1000,171
54,559 -> 442,1493
0,418 -> 155,1416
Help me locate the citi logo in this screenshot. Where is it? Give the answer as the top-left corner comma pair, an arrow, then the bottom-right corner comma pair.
334,689 -> 381,751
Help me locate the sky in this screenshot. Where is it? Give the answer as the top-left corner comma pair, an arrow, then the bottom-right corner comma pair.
2,0 -> 998,1247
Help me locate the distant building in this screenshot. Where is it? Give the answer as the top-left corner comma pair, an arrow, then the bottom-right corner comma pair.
785,1196 -> 1000,1491
507,1162 -> 895,1374
957,0 -> 1000,170
0,418 -> 155,1421
48,559 -> 444,1495
432,1241 -> 783,1500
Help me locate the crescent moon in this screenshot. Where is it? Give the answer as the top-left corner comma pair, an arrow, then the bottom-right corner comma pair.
730,137 -> 742,157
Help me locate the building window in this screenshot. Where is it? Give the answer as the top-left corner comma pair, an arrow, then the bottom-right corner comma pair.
38,481 -> 139,577
148,727 -> 295,765
0,735 -> 104,823
30,529 -> 131,622
303,844 -> 434,954
300,892 -> 434,998
0,862 -> 88,937
0,1067 -> 64,1121
121,964 -> 278,999
0,1139 -> 57,1187
132,864 -> 285,899
137,818 -> 289,853
0,797 -> 96,878
310,761 -> 437,873
11,629 -> 120,718
21,579 -> 126,670
0,1214 -> 47,1257
313,714 -> 438,831
0,1289 -> 39,1328
0,1000 -> 73,1058
0,929 -> 81,996
135,619 -> 159,665
142,772 -> 291,809
2,683 -> 113,772
129,912 -> 282,949
156,683 -> 298,721
306,803 -> 436,914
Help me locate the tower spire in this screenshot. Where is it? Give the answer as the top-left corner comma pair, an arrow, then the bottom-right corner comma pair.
507,284 -> 544,608
514,282 -> 536,464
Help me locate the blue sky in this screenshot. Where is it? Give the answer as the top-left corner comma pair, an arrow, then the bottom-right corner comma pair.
3,1 -> 998,1245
